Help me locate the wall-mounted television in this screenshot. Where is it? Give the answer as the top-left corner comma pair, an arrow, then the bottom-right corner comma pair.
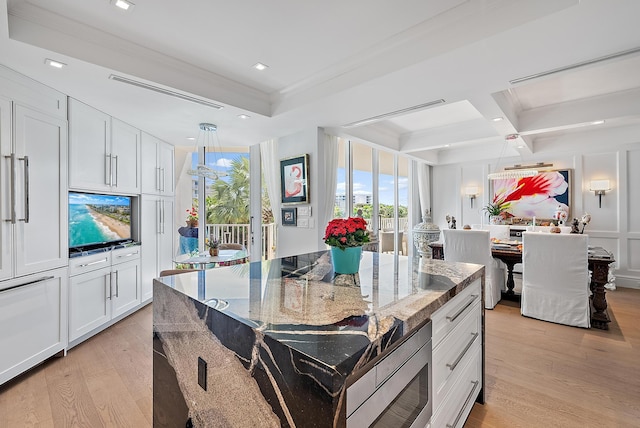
69,191 -> 132,252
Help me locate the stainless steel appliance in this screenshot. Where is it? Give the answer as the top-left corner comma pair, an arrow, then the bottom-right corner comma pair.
346,320 -> 432,427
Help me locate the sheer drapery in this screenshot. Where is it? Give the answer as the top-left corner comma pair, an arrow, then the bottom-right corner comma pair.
417,162 -> 431,219
260,138 -> 280,226
321,133 -> 339,228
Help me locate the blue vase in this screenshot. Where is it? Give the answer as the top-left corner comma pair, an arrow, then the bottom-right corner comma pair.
330,246 -> 362,274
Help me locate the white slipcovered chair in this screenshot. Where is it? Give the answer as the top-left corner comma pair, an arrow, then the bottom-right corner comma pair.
443,229 -> 504,309
521,232 -> 590,328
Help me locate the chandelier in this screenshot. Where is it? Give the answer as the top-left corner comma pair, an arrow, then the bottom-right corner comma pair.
187,123 -> 228,180
487,134 -> 539,180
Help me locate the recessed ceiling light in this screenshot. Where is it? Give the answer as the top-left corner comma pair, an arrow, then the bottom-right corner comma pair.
111,0 -> 134,11
44,58 -> 66,68
590,120 -> 605,125
186,137 -> 196,141
444,144 -> 450,147
491,117 -> 503,122
238,114 -> 250,120
253,62 -> 268,71
517,144 -> 524,149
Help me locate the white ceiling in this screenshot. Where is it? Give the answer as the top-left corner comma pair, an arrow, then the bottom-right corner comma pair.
2,0 -> 640,165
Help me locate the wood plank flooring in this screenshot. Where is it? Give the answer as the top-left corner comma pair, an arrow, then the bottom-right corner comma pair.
1,289 -> 639,427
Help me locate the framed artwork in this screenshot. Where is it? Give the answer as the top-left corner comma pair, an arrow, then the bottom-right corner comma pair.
280,154 -> 309,204
491,169 -> 572,220
282,207 -> 297,226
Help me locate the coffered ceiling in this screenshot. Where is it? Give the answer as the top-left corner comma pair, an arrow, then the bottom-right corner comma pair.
1,0 -> 640,164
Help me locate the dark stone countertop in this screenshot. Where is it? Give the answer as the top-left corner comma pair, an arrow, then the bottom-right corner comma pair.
153,251 -> 483,427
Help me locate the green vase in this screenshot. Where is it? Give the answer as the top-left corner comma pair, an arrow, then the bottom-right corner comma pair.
330,246 -> 362,274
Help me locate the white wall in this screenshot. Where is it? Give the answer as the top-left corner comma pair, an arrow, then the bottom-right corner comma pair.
275,127 -> 330,258
432,125 -> 640,289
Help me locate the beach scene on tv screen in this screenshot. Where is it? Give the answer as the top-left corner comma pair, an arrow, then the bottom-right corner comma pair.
69,192 -> 131,248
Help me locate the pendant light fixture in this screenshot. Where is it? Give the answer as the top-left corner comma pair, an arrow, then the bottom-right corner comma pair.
487,134 -> 539,180
187,123 -> 228,180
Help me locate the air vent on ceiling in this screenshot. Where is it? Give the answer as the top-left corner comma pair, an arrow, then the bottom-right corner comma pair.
342,99 -> 446,128
509,46 -> 640,85
108,74 -> 223,109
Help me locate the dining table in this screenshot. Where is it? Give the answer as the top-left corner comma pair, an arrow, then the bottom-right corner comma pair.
173,249 -> 248,270
429,241 -> 616,330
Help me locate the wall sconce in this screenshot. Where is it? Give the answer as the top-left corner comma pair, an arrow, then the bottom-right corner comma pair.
464,186 -> 479,208
589,179 -> 611,208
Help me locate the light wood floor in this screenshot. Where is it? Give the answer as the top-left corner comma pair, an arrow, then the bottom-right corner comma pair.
1,289 -> 639,428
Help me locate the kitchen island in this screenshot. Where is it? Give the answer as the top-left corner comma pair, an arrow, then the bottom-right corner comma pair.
153,251 -> 484,427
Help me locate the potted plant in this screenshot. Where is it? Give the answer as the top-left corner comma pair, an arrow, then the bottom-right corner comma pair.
324,217 -> 370,274
207,237 -> 219,256
483,202 -> 506,224
186,207 -> 198,228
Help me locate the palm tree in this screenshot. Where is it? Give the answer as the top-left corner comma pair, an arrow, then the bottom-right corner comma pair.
206,156 -> 250,224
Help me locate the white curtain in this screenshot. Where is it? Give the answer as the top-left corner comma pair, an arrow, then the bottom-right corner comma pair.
260,138 -> 281,225
417,162 -> 431,220
321,134 -> 339,229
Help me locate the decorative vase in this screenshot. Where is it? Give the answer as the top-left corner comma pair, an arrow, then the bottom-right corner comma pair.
412,210 -> 440,258
489,216 -> 502,225
209,247 -> 219,256
187,220 -> 198,228
330,246 -> 362,274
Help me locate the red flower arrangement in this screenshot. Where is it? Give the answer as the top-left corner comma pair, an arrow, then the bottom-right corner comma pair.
324,217 -> 370,250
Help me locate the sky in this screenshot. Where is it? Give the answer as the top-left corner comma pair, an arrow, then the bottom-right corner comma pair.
336,168 -> 409,206
69,192 -> 131,206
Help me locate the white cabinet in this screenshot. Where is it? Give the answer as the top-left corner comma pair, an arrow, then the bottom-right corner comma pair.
68,246 -> 141,344
0,100 -> 68,281
0,268 -> 68,385
68,99 -> 140,193
431,279 -> 483,428
141,195 -> 174,301
141,132 -> 174,195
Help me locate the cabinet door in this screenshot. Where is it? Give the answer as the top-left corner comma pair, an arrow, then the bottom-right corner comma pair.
111,118 -> 140,194
112,259 -> 141,318
158,141 -> 174,195
140,196 -> 160,301
141,132 -> 160,194
13,104 -> 68,276
69,268 -> 111,342
0,97 -> 12,281
68,99 -> 111,191
0,270 -> 68,385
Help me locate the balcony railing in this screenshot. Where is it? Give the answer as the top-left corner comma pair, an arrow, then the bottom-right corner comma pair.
205,223 -> 277,260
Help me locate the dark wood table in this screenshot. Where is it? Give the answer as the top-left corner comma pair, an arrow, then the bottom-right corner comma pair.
429,243 -> 615,330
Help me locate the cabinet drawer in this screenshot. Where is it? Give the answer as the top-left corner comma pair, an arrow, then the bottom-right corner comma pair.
69,251 -> 111,276
433,302 -> 481,411
431,279 -> 481,347
431,346 -> 482,428
112,246 -> 141,265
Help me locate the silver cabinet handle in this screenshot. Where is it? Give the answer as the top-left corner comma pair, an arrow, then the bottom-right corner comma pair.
446,295 -> 478,323
78,258 -> 109,267
161,199 -> 165,234
156,199 -> 161,234
156,167 -> 161,191
17,156 -> 29,223
446,332 -> 479,371
105,154 -> 112,186
0,275 -> 54,293
115,270 -> 119,298
4,154 -> 16,223
446,380 -> 480,428
116,251 -> 138,259
106,272 -> 112,300
160,167 -> 165,192
113,155 -> 118,187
